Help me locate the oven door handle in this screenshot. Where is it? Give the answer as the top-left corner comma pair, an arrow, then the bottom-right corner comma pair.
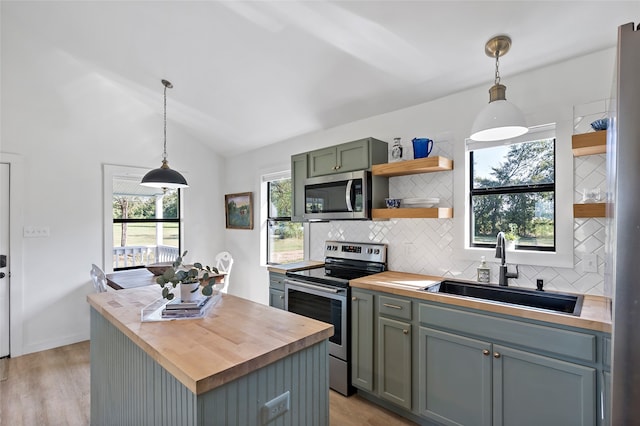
284,279 -> 341,294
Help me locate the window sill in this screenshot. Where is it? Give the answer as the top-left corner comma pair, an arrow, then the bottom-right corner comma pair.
458,246 -> 573,269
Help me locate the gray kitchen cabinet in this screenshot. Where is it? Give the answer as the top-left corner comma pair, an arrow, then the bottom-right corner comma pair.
378,316 -> 412,410
351,289 -> 374,391
291,153 -> 307,221
419,303 -> 598,426
418,327 -> 492,426
308,138 -> 388,177
268,272 -> 285,310
493,344 -> 596,426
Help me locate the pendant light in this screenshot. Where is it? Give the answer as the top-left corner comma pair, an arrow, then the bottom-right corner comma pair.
140,79 -> 189,189
470,35 -> 528,142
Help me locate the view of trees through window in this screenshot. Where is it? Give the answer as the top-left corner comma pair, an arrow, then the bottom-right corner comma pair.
112,179 -> 180,269
267,178 -> 304,264
470,138 -> 555,250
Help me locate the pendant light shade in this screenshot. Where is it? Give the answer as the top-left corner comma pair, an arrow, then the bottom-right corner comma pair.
470,35 -> 528,142
141,79 -> 189,189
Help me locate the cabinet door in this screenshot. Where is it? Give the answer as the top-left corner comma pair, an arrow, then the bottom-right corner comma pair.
351,290 -> 374,391
493,344 -> 596,426
336,139 -> 370,173
418,327 -> 492,426
268,288 -> 284,310
291,153 -> 307,221
308,147 -> 338,177
378,316 -> 411,409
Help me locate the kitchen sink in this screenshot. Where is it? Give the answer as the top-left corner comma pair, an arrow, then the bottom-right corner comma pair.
423,280 -> 584,316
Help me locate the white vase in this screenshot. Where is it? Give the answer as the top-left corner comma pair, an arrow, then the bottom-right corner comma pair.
180,282 -> 200,302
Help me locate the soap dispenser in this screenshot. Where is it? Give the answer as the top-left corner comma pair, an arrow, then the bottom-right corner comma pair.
477,256 -> 490,283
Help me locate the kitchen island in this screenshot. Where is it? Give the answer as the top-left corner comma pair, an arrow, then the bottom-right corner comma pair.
87,286 -> 333,426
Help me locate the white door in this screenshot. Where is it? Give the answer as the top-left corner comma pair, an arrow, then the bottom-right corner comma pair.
0,163 -> 9,357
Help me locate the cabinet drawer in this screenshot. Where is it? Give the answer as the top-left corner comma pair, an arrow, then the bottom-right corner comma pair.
269,273 -> 285,291
379,295 -> 412,320
419,303 -> 596,362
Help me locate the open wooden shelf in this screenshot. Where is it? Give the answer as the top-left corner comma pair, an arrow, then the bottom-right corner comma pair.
573,203 -> 606,218
372,156 -> 453,177
572,131 -> 606,156
372,207 -> 453,219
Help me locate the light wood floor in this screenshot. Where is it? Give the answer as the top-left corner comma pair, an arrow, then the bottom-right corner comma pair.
0,341 -> 416,425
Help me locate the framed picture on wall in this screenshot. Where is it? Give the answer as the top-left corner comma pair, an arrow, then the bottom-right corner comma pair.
225,192 -> 253,230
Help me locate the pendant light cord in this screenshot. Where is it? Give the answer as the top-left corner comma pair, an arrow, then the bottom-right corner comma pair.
163,82 -> 168,162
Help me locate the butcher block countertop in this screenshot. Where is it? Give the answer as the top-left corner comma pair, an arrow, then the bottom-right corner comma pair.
267,260 -> 324,274
350,271 -> 612,333
87,286 -> 333,395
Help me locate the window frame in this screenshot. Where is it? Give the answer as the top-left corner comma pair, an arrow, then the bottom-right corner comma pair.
262,170 -> 305,266
468,138 -> 556,252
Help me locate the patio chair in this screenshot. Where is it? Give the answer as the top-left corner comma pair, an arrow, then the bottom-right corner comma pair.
90,264 -> 108,293
214,252 -> 234,293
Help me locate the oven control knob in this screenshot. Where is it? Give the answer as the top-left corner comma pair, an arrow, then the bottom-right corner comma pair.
333,245 -> 338,251
366,248 -> 373,254
326,245 -> 331,251
374,249 -> 380,254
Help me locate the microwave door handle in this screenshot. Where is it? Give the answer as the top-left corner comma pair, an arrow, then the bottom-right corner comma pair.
345,179 -> 353,211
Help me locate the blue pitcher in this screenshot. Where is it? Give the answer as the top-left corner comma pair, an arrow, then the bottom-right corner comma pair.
412,138 -> 434,159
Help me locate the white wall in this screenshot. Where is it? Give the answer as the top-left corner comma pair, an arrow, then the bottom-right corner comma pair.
224,48 -> 615,304
1,15 -> 225,355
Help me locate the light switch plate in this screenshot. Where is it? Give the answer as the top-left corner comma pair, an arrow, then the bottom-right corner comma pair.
584,254 -> 598,273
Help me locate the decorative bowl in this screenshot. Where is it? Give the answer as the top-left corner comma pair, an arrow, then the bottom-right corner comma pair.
385,198 -> 401,208
590,118 -> 608,131
146,262 -> 173,276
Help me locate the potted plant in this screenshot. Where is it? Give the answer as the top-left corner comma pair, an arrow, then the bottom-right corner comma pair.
155,251 -> 219,301
505,223 -> 519,250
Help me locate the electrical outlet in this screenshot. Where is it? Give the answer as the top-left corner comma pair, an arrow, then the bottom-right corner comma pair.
261,391 -> 290,424
584,254 -> 598,273
24,226 -> 50,238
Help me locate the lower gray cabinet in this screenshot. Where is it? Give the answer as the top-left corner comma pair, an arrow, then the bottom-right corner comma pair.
418,328 -> 597,426
493,344 -> 596,426
268,272 -> 285,310
419,327 -> 492,426
378,317 -> 412,410
351,289 -> 374,391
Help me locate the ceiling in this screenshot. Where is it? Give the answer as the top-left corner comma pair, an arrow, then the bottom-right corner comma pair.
3,1 -> 639,157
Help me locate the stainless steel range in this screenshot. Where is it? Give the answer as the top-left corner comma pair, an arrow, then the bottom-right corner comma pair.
284,241 -> 387,396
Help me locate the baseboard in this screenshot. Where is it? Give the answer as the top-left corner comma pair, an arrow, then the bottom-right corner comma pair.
20,332 -> 89,356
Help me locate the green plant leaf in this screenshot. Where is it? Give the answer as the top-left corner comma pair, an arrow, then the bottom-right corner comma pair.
194,262 -> 202,269
201,286 -> 212,296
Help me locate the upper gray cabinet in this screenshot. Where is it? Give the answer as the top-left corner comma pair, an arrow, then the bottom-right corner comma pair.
307,138 -> 388,177
291,137 -> 388,221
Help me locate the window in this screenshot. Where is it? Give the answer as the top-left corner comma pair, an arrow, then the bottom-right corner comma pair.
469,137 -> 555,251
266,173 -> 304,265
111,176 -> 181,270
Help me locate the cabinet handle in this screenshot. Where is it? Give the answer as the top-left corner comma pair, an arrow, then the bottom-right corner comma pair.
403,329 -> 409,335
482,349 -> 490,356
383,303 -> 402,310
352,296 -> 357,301
493,352 -> 501,359
279,295 -> 284,299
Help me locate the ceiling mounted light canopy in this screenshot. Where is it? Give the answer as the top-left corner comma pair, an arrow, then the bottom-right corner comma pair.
140,79 -> 189,190
470,35 -> 528,142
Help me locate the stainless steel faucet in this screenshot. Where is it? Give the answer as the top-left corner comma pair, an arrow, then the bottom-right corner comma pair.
495,231 -> 519,286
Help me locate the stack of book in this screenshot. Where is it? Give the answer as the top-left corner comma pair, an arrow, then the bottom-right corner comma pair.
161,296 -> 212,318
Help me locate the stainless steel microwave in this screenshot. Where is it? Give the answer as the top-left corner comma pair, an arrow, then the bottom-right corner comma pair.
304,170 -> 374,220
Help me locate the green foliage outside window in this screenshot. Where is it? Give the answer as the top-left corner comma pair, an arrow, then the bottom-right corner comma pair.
471,139 -> 555,249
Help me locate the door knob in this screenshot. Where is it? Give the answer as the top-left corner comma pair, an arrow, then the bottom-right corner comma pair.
493,352 -> 501,359
482,349 -> 490,356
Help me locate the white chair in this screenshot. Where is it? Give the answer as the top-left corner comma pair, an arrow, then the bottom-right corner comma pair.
214,252 -> 234,293
90,264 -> 108,293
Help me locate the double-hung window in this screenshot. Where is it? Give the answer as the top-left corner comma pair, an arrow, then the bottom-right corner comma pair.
110,172 -> 181,270
265,172 -> 304,265
468,127 -> 556,251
